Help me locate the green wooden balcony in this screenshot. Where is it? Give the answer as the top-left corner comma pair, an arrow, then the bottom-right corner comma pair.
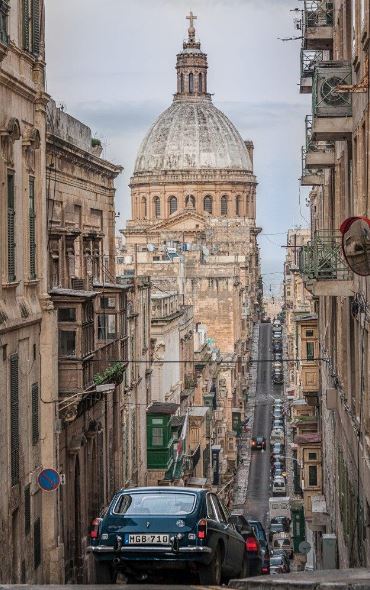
299,231 -> 353,296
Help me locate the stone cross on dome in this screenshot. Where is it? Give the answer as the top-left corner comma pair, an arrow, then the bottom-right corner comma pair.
186,11 -> 197,41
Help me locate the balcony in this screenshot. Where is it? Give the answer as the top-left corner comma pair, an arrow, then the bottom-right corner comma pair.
299,231 -> 354,296
301,148 -> 324,186
303,0 -> 334,50
312,62 -> 352,141
300,49 -> 324,94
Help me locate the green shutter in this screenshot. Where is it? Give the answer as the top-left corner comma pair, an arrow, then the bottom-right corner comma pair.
31,0 -> 40,55
22,0 -> 29,51
24,484 -> 31,535
33,517 -> 41,569
10,354 -> 19,486
7,173 -> 15,282
29,178 -> 36,279
31,382 -> 39,445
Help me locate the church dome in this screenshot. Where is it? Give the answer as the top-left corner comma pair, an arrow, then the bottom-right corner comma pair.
134,99 -> 252,175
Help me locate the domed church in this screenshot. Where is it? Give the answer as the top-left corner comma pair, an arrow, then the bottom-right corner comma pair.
123,13 -> 261,354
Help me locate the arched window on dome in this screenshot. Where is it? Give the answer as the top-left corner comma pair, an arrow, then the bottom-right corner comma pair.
198,73 -> 203,94
236,196 -> 241,217
221,196 -> 228,216
169,196 -> 178,215
153,197 -> 160,218
142,197 -> 147,218
186,195 -> 195,208
180,74 -> 184,93
204,196 -> 213,214
189,73 -> 194,94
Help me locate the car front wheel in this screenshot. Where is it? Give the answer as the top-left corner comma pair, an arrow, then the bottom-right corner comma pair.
95,561 -> 116,584
198,545 -> 222,585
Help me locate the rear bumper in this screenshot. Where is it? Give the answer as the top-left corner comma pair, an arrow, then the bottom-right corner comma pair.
88,544 -> 213,566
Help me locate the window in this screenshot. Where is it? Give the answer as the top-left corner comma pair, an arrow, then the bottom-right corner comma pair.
236,195 -> 241,216
58,308 -> 76,322
198,73 -> 203,93
308,452 -> 317,460
114,492 -> 196,515
189,72 -> 194,94
169,196 -> 177,215
31,382 -> 39,445
180,73 -> 184,93
0,0 -> 10,45
7,172 -> 16,282
210,494 -> 227,523
24,485 -> 31,535
142,197 -> 147,218
10,354 -> 19,486
151,426 -> 164,446
59,330 -> 76,356
153,197 -> 160,218
221,196 -> 228,215
98,314 -> 116,340
204,195 -> 212,213
101,296 -> 116,309
306,330 -> 314,337
308,465 -> 318,487
306,341 -> 315,360
23,0 -> 41,56
206,494 -> 217,519
29,177 -> 36,279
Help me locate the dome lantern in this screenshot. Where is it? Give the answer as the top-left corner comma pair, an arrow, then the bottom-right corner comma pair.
176,13 -> 209,100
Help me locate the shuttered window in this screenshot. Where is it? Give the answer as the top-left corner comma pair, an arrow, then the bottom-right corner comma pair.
7,172 -> 16,282
24,485 -> 31,535
29,177 -> 36,279
22,0 -> 40,55
34,517 -> 41,569
10,354 -> 19,486
31,382 -> 39,445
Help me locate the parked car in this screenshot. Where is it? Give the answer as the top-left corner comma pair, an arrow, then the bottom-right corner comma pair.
245,518 -> 268,555
271,532 -> 293,559
273,353 -> 283,361
270,430 -> 284,445
268,521 -> 285,542
271,461 -> 285,476
251,436 -> 266,451
272,419 -> 284,429
271,516 -> 290,532
261,549 -> 270,575
269,553 -> 290,573
88,487 -> 249,584
229,513 -> 263,576
272,477 -> 286,496
273,409 -> 283,420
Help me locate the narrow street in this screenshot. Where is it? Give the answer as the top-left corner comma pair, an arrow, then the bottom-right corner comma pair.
245,323 -> 273,529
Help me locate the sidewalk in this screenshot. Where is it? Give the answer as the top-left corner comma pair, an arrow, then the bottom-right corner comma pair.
232,324 -> 260,507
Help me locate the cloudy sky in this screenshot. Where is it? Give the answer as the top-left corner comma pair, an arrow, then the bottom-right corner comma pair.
45,0 -> 310,293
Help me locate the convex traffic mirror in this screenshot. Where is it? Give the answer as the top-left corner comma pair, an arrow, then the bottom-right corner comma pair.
340,217 -> 370,276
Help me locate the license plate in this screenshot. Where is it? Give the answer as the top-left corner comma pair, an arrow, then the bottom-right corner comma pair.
126,534 -> 170,545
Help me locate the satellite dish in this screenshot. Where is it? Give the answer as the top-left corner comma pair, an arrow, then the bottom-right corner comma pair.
147,244 -> 156,252
340,217 -> 370,276
299,540 -> 311,555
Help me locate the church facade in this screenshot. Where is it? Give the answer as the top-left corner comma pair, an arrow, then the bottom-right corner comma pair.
122,15 -> 261,480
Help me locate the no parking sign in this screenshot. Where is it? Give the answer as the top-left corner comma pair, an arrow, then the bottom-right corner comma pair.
37,468 -> 61,492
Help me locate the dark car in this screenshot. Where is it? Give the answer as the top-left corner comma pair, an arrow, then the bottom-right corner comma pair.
271,516 -> 290,532
251,436 -> 266,451
261,549 -> 270,575
272,442 -> 285,455
271,461 -> 284,476
246,519 -> 268,555
268,522 -> 285,542
88,487 -> 248,585
273,353 -> 283,361
229,513 -> 263,576
273,374 -> 284,385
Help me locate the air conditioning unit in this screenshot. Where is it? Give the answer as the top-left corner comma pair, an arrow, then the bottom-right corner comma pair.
313,62 -> 352,118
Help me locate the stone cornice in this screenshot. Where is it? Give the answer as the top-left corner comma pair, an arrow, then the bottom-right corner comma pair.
47,134 -> 123,178
130,170 -> 257,187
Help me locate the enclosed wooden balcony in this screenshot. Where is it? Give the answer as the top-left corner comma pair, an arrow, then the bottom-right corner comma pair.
303,0 -> 333,50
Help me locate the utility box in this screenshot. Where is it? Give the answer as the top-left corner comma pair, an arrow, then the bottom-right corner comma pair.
322,533 -> 337,569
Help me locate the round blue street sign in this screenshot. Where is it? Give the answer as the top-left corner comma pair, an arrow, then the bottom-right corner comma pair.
38,468 -> 61,492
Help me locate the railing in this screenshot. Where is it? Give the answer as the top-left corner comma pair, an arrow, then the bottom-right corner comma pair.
299,231 -> 352,281
301,49 -> 324,79
301,147 -> 323,180
304,1 -> 334,28
306,115 -> 334,152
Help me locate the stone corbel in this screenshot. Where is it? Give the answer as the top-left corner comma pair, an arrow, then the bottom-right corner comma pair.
0,118 -> 21,167
22,127 -> 41,173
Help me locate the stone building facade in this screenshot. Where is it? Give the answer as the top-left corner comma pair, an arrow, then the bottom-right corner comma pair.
296,0 -> 370,567
121,16 -> 261,476
0,0 -> 62,583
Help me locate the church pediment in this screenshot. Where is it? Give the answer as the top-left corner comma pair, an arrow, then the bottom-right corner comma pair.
151,210 -> 206,232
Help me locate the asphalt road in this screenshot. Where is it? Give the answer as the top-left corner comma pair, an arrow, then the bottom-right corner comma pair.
245,323 -> 277,530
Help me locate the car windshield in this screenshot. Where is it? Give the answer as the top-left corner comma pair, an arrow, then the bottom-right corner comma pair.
114,492 -> 196,515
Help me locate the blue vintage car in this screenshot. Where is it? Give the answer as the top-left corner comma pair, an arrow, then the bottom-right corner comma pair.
88,486 -> 248,584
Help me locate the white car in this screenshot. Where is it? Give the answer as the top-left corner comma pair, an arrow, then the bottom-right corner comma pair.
272,477 -> 286,496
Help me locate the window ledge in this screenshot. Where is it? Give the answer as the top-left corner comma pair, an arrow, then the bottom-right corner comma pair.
24,279 -> 39,286
2,281 -> 20,289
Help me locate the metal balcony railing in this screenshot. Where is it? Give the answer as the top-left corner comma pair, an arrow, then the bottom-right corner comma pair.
301,147 -> 323,180
301,49 -> 324,79
306,115 -> 334,152
299,231 -> 352,281
304,1 -> 334,29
